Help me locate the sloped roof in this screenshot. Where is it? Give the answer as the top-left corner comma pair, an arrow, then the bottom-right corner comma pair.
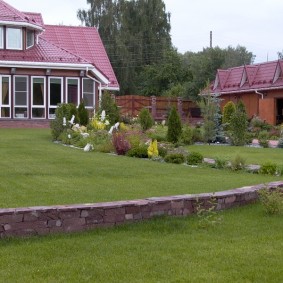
0,37 -> 89,64
0,0 -> 43,29
41,25 -> 119,89
23,12 -> 45,27
213,59 -> 283,94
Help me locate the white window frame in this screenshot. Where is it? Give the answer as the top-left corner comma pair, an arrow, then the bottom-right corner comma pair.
82,78 -> 95,109
48,77 -> 63,119
26,29 -> 34,49
0,27 -> 3,49
14,75 -> 28,119
66,77 -> 80,106
6,27 -> 23,50
0,75 -> 11,118
31,76 -> 46,119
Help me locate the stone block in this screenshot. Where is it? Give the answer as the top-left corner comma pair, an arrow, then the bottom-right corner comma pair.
4,221 -> 47,231
58,210 -> 81,219
48,219 -> 62,228
86,214 -> 104,224
125,214 -> 134,220
125,206 -> 141,214
224,196 -> 236,204
62,218 -> 85,232
104,207 -> 125,216
80,210 -> 89,218
151,202 -> 171,212
171,200 -> 184,210
0,214 -> 23,224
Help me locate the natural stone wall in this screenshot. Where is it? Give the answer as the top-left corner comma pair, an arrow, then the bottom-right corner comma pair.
1,181 -> 282,238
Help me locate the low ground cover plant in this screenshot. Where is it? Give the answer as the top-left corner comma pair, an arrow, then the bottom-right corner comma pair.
258,188 -> 283,215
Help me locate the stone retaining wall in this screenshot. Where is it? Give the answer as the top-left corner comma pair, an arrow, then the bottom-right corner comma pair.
1,181 -> 283,238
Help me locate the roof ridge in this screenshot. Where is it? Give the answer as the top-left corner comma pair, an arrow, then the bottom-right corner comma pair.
0,0 -> 30,22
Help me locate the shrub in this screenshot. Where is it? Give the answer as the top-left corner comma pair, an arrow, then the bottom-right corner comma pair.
99,92 -> 120,124
259,162 -> 277,175
126,144 -> 148,158
77,101 -> 89,126
157,145 -> 168,158
147,139 -> 159,158
214,157 -> 228,169
167,106 -> 182,143
258,188 -> 283,215
258,130 -> 269,148
192,127 -> 203,143
277,138 -> 283,148
230,155 -> 246,171
164,153 -> 185,164
187,152 -> 203,165
112,133 -> 131,155
50,103 -> 78,140
222,101 -> 236,128
181,125 -> 193,145
139,108 -> 154,131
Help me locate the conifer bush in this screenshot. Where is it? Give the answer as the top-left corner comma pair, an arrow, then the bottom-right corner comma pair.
167,106 -> 182,143
99,92 -> 120,124
139,108 -> 154,131
77,100 -> 89,126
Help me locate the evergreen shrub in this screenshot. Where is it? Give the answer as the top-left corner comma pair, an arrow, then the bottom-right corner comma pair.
139,108 -> 154,131
167,106 -> 182,143
164,153 -> 185,164
187,152 -> 203,165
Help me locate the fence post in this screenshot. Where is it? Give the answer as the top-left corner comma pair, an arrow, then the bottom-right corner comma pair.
151,96 -> 157,120
177,97 -> 183,119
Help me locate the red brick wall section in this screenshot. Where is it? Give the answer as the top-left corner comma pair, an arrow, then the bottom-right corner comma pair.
1,181 -> 282,238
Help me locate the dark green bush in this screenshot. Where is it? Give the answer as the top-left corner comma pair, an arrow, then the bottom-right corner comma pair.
187,152 -> 203,165
139,108 -> 154,131
214,157 -> 228,169
259,162 -> 277,175
77,100 -> 89,126
167,106 -> 182,143
126,144 -> 148,158
192,127 -> 203,143
157,145 -> 168,158
230,155 -> 246,171
99,91 -> 120,124
258,188 -> 283,215
164,153 -> 185,164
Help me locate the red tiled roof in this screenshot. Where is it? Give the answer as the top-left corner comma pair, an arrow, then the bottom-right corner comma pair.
41,25 -> 119,89
213,60 -> 283,94
0,0 -> 43,29
23,12 -> 44,27
0,37 -> 89,64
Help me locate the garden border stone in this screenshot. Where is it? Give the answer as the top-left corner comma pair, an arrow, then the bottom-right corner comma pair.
1,181 -> 283,238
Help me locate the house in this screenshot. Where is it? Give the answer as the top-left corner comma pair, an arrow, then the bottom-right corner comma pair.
0,0 -> 119,127
212,59 -> 283,125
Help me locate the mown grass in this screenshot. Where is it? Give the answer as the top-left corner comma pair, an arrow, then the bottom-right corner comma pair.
188,144 -> 283,165
0,204 -> 282,282
0,129 -> 281,208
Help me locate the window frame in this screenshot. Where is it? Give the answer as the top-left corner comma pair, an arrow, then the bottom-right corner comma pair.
6,27 -> 23,50
48,77 -> 63,119
0,75 -> 11,118
0,26 -> 3,49
82,78 -> 95,109
14,75 -> 28,119
66,77 -> 80,106
31,76 -> 46,119
26,29 -> 34,49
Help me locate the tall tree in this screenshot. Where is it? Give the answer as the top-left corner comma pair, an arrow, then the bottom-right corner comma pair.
78,0 -> 172,95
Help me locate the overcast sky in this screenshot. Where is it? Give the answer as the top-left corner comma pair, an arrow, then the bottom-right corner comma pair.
5,0 -> 283,64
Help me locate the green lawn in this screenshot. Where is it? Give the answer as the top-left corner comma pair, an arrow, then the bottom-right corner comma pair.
188,144 -> 283,165
0,129 -> 282,208
1,129 -> 283,282
0,204 -> 282,283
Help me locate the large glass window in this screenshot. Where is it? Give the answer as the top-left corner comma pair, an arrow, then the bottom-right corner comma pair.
14,76 -> 28,118
0,27 -> 3,49
7,28 -> 22,50
0,76 -> 11,118
32,77 -> 45,119
82,78 -> 95,108
48,77 -> 63,118
26,30 -> 34,48
67,78 -> 79,106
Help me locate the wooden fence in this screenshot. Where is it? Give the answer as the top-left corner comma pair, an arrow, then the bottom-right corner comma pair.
114,95 -> 201,123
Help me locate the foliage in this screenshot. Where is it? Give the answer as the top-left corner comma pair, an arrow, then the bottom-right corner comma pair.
139,108 -> 154,131
222,101 -> 236,129
196,196 -> 223,229
230,154 -> 246,171
164,153 -> 185,164
77,100 -> 89,126
187,152 -> 203,165
50,103 -> 78,140
78,0 -> 172,95
147,124 -> 168,142
157,144 -> 168,158
90,111 -> 110,130
167,106 -> 182,143
198,91 -> 224,144
258,188 -> 283,215
148,139 -> 159,158
258,130 -> 269,148
259,162 -> 277,175
126,144 -> 148,158
181,125 -> 193,145
99,92 -> 120,124
112,132 -> 131,155
214,157 -> 228,169
192,127 -> 203,143
229,101 -> 248,146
